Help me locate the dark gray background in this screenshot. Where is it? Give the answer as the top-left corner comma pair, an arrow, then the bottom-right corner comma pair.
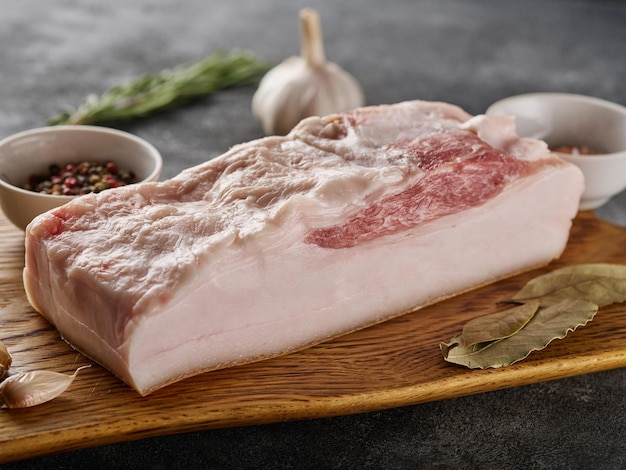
1,0 -> 626,468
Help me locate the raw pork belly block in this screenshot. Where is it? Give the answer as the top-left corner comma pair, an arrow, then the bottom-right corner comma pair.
23,101 -> 584,395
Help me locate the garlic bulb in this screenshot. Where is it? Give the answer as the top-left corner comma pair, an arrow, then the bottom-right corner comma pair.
252,8 -> 365,136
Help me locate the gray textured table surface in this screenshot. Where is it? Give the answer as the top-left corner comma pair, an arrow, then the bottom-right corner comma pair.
1,1 -> 626,469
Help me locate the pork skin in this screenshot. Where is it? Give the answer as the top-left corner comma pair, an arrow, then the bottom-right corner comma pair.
23,101 -> 584,395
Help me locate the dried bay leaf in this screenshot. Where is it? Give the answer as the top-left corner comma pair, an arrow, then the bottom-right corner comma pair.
512,263 -> 626,307
440,334 -> 489,359
461,299 -> 540,347
440,335 -> 470,357
441,299 -> 598,369
441,263 -> 626,369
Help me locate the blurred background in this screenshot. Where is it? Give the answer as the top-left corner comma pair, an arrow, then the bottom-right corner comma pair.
2,0 -> 624,180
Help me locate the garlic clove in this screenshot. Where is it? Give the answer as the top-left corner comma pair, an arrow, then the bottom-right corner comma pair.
0,341 -> 11,380
0,366 -> 89,408
252,8 -> 365,136
252,58 -> 311,136
305,63 -> 365,116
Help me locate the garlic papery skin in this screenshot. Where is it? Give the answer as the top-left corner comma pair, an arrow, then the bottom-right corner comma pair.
252,8 -> 365,136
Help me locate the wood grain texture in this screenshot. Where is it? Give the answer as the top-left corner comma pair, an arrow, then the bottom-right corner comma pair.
1,210 -> 626,462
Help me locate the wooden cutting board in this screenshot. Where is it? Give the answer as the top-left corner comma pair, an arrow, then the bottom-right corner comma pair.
1,210 -> 626,463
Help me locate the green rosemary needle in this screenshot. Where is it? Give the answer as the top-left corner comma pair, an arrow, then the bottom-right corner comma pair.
48,51 -> 271,126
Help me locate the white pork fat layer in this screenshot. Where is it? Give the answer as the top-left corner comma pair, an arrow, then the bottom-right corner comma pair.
24,163 -> 581,395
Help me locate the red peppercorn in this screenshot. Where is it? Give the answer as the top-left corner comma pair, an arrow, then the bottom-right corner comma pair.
105,162 -> 118,174
64,176 -> 79,188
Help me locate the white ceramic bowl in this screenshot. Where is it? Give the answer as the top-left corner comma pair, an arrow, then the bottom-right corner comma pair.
486,93 -> 626,210
0,125 -> 162,230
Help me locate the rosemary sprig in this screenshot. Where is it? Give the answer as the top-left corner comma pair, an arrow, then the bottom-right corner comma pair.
48,51 -> 271,126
